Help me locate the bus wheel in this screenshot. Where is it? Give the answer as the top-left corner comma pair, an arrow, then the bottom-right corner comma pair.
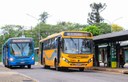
44,65 -> 50,69
4,65 -> 7,67
9,65 -> 12,69
55,60 -> 61,71
20,65 -> 25,68
43,58 -> 50,69
79,68 -> 84,71
28,65 -> 31,69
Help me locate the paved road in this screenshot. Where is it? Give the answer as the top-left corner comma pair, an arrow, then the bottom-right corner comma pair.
9,65 -> 128,82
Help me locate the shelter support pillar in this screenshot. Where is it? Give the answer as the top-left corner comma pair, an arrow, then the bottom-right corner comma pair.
107,45 -> 111,67
116,43 -> 120,68
94,45 -> 99,66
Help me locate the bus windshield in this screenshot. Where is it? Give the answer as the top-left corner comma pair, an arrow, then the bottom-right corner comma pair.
10,43 -> 33,57
63,38 -> 93,54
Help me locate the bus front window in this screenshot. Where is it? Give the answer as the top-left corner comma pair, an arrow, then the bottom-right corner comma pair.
63,38 -> 92,54
64,38 -> 79,54
10,43 -> 33,56
79,39 -> 92,54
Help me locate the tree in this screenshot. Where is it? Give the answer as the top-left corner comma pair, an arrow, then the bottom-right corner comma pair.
39,12 -> 49,23
95,23 -> 111,34
111,24 -> 124,32
57,21 -> 86,31
87,3 -> 107,25
1,25 -> 24,38
0,25 -> 25,54
82,25 -> 100,36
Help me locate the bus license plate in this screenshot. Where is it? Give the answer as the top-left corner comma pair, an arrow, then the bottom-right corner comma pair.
76,63 -> 82,66
20,62 -> 25,64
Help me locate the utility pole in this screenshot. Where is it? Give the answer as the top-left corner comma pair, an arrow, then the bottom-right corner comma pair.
26,14 -> 41,40
104,17 -> 123,32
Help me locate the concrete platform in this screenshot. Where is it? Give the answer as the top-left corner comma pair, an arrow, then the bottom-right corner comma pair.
0,72 -> 37,82
92,67 -> 128,74
0,63 -> 37,82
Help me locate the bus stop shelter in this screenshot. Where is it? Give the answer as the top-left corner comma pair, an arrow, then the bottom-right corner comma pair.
93,30 -> 128,68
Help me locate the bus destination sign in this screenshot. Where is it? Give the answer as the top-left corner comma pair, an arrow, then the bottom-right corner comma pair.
64,32 -> 91,37
12,39 -> 31,43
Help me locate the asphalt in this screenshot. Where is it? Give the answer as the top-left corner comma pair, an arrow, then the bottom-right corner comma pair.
0,62 -> 128,82
37,62 -> 128,74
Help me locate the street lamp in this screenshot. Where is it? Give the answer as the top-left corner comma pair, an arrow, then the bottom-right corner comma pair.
26,14 -> 41,40
104,17 -> 123,32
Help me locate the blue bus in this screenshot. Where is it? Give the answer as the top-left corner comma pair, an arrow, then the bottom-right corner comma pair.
2,37 -> 35,68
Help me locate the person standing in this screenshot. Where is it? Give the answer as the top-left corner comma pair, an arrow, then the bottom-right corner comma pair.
119,49 -> 125,68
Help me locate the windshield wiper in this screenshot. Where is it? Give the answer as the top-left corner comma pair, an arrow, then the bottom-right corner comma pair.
70,38 -> 77,47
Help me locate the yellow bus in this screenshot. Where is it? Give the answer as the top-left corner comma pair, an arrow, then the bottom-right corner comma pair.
39,31 -> 93,71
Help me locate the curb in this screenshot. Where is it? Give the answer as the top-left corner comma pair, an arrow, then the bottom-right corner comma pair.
0,71 -> 38,82
91,67 -> 128,74
17,72 -> 39,82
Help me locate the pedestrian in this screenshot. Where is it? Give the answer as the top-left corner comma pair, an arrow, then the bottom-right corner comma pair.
119,50 -> 125,68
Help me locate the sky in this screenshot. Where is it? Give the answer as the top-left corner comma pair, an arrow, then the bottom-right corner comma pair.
0,0 -> 128,30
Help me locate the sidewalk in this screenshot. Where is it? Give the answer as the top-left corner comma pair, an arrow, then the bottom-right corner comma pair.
91,67 -> 128,74
0,72 -> 37,82
0,63 -> 37,82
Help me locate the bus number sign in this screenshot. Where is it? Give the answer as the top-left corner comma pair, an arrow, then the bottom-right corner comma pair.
64,32 -> 91,37
12,39 -> 31,43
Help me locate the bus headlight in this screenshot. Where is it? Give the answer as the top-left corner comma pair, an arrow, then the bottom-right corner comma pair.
62,58 -> 69,63
32,57 -> 34,60
9,58 -> 14,61
88,58 -> 93,63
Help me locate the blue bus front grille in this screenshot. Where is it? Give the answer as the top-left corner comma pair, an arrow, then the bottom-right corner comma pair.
16,62 -> 30,65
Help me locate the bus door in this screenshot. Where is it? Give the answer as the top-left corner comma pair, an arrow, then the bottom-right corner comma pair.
3,45 -> 8,66
57,37 -> 61,64
41,43 -> 43,65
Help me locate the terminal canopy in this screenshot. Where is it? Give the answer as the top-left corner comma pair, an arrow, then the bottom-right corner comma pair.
94,30 -> 128,44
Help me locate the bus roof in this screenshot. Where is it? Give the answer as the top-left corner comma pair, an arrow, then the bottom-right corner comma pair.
39,31 -> 92,42
3,37 -> 33,46
39,32 -> 63,42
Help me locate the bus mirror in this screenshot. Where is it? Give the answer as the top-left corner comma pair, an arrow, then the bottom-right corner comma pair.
55,38 -> 58,41
6,45 -> 9,48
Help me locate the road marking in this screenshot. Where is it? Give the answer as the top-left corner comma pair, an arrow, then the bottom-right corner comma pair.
17,72 -> 39,82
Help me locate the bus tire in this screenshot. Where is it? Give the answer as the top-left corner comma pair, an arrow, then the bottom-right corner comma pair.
43,58 -> 50,69
62,67 -> 68,71
9,65 -> 12,69
79,68 -> 84,71
55,59 -> 61,71
20,65 -> 25,68
28,65 -> 31,69
44,65 -> 50,69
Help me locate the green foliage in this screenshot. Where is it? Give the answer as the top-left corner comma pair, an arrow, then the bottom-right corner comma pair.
0,25 -> 25,54
0,25 -> 25,42
32,22 -> 86,47
39,12 -> 49,23
82,25 -> 100,36
95,23 -> 111,34
87,3 -> 107,25
111,24 -> 124,32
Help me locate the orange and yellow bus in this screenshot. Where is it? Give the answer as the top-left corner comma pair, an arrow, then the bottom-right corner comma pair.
39,31 -> 93,71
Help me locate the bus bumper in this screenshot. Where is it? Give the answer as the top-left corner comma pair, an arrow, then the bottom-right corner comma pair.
8,60 -> 35,66
59,60 -> 93,68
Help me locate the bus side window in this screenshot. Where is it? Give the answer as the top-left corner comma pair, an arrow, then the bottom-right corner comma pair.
54,38 -> 57,48
45,41 -> 48,50
49,39 -> 52,49
52,39 -> 54,49
43,42 -> 45,50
